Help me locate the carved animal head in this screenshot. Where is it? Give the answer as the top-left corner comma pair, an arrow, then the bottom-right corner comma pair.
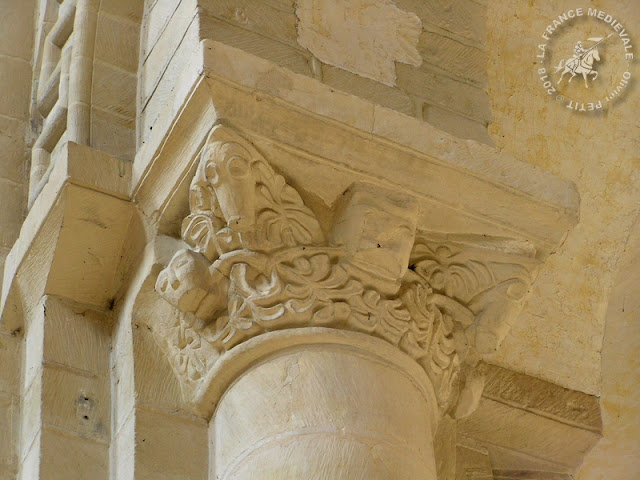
201,140 -> 256,233
181,125 -> 324,259
155,249 -> 215,313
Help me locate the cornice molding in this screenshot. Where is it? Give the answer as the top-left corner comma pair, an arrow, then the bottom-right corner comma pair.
132,40 -> 579,259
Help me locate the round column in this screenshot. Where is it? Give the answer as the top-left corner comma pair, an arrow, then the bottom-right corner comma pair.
208,329 -> 439,480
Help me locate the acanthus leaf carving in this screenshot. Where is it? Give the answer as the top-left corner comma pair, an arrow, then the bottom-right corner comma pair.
180,127 -> 324,262
147,124 -> 540,416
407,237 -> 539,354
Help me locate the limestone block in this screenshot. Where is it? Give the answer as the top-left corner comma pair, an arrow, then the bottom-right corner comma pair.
396,63 -> 491,123
38,428 -> 108,480
23,305 -> 45,392
20,370 -> 42,462
60,142 -> 133,199
132,325 -> 186,413
100,0 -> 144,23
111,314 -> 135,438
0,117 -> 28,184
0,332 -> 21,393
419,31 -> 487,86
422,103 -> 492,144
140,12 -> 199,142
41,366 -> 109,443
321,65 -> 415,115
16,295 -> 111,478
19,434 -> 40,480
394,0 -> 487,45
459,364 -> 601,470
141,0 -> 183,60
481,364 -> 601,431
135,408 -> 208,480
95,13 -> 140,73
0,177 -> 25,248
0,392 -> 16,467
0,0 -> 36,60
199,0 -> 299,45
199,15 -> 312,76
45,185 -> 134,308
456,442 -> 493,480
90,108 -> 136,160
140,0 -> 197,107
296,0 -> 422,86
42,298 -> 110,376
111,410 -> 135,480
92,61 -> 137,118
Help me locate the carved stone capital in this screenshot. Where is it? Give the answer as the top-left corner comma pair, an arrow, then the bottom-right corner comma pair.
144,125 -> 539,418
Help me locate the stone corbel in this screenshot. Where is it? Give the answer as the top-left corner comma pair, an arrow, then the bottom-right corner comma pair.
138,124 -> 540,422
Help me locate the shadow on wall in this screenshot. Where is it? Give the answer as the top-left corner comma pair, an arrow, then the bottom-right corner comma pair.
576,211 -> 640,479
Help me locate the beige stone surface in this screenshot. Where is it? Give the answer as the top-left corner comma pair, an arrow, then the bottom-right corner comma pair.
38,427 -> 108,480
135,407 -> 207,480
0,57 -> 32,120
576,217 -> 640,479
213,347 -> 436,479
0,117 -> 28,184
296,0 -> 422,86
139,0 -> 491,143
0,1 -> 637,478
16,296 -> 111,480
132,39 -> 577,255
132,113 -> 588,477
484,0 -> 640,397
0,0 -> 35,299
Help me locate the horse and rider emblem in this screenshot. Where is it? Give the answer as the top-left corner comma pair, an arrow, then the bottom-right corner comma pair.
555,34 -> 612,88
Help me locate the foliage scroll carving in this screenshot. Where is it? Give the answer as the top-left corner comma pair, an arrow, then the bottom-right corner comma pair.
149,125 -> 538,415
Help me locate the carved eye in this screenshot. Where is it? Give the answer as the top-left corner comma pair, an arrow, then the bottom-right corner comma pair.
156,272 -> 168,293
205,162 -> 219,186
227,155 -> 250,177
174,256 -> 189,270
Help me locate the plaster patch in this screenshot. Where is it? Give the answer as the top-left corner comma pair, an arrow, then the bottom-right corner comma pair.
296,0 -> 422,86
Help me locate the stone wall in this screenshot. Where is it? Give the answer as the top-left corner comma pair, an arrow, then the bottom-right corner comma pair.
0,0 -> 35,295
484,0 -> 640,398
0,1 -> 638,479
0,4 -> 36,471
90,1 -> 142,160
139,0 -> 491,146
